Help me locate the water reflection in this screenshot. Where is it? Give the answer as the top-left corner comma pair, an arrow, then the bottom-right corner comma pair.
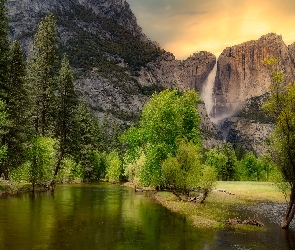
0,183 -> 295,249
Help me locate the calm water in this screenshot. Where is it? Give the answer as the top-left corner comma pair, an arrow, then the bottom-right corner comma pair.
0,182 -> 294,250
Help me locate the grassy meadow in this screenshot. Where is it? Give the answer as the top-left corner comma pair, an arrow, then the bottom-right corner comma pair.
153,181 -> 287,229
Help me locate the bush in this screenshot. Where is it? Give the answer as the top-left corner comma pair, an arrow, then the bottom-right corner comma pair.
162,140 -> 217,201
106,151 -> 123,183
124,152 -> 145,187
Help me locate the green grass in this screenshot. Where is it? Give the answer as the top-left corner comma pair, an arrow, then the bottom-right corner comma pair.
153,181 -> 285,230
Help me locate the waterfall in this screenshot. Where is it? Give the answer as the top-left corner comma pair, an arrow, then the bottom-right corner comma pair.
200,62 -> 217,118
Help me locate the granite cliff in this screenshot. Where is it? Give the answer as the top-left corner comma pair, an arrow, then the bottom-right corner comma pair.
211,34 -> 295,154
212,33 -> 295,119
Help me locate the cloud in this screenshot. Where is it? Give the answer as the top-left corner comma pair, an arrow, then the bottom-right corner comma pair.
128,0 -> 295,59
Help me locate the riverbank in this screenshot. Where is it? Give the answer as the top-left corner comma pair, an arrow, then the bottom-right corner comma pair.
152,181 -> 287,230
0,180 -> 32,195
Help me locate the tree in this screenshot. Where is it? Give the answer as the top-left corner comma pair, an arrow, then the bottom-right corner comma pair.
27,13 -> 58,136
11,136 -> 57,192
219,143 -> 237,181
0,0 -> 9,178
0,0 -> 9,102
263,58 -> 295,228
121,89 -> 202,187
162,140 -> 217,202
2,41 -> 30,173
237,152 -> 261,181
105,151 -> 123,183
205,148 -> 228,180
70,100 -> 101,178
53,54 -> 78,178
0,100 -> 8,174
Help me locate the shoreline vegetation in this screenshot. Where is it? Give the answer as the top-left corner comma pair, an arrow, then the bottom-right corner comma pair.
125,181 -> 286,230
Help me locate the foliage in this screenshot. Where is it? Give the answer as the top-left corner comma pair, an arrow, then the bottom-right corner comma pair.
53,54 -> 78,177
121,89 -> 202,187
55,4 -> 164,72
205,148 -> 228,180
162,140 -> 216,199
55,157 -> 84,182
70,100 -> 102,178
219,143 -> 237,181
263,58 -> 295,228
0,0 -> 9,102
11,136 -> 57,189
106,151 -> 123,183
236,152 -> 261,181
3,40 -> 31,171
27,13 -> 59,136
84,151 -> 108,180
124,151 -> 145,187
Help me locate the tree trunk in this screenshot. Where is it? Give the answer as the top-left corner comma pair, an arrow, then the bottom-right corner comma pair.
281,182 -> 295,229
53,149 -> 64,178
199,189 -> 209,204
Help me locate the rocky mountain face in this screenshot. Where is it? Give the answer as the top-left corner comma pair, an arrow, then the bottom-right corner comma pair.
137,51 -> 216,91
6,0 -> 216,144
212,34 -> 295,155
212,33 -> 295,119
7,0 -> 147,52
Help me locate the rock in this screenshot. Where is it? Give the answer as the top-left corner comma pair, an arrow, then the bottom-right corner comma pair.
225,218 -> 264,227
212,33 -> 295,119
136,51 -> 216,91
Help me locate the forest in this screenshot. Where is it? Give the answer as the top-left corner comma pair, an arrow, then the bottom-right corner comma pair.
1,1 -> 295,230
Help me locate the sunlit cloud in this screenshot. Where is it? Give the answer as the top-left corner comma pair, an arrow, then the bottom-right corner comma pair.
128,0 -> 295,59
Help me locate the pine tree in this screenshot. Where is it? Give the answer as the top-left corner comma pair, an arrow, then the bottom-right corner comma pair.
53,54 -> 78,177
0,0 -> 10,178
0,0 -> 9,102
3,40 -> 30,171
71,100 -> 101,178
27,13 -> 58,136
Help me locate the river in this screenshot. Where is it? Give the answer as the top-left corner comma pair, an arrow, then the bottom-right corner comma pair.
0,182 -> 294,249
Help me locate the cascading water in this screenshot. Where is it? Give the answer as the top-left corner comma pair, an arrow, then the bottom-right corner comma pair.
200,62 -> 217,120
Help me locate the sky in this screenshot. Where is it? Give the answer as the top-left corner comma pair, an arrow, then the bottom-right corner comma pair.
127,0 -> 295,59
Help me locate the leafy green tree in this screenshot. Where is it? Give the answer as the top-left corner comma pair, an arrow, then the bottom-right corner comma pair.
53,54 -> 78,178
263,58 -> 295,228
11,136 -> 57,191
257,153 -> 278,181
237,152 -> 261,181
105,151 -> 123,183
27,13 -> 58,136
219,143 -> 237,181
121,89 -> 202,187
162,140 -> 216,202
205,148 -> 228,180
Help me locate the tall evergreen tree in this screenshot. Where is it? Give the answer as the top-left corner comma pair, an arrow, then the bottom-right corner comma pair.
71,100 -> 101,178
3,40 -> 30,171
0,0 -> 10,178
27,13 -> 58,136
0,0 -> 9,102
53,54 -> 78,177
0,99 -> 8,177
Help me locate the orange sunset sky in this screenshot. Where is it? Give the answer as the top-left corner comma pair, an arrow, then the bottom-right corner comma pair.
128,0 -> 295,59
